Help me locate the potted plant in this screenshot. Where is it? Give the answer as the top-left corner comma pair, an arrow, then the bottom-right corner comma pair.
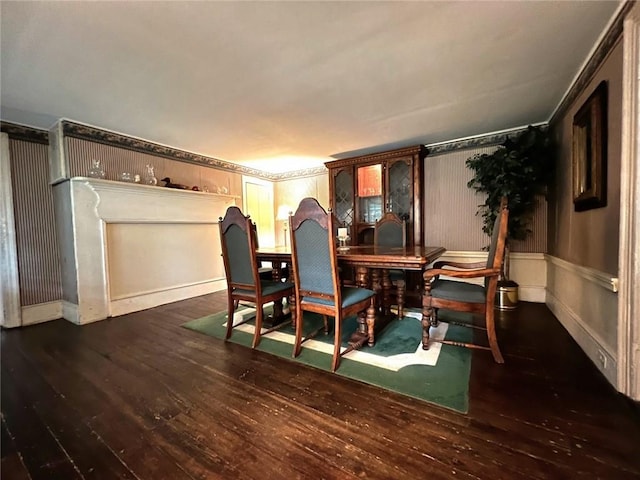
465,125 -> 553,308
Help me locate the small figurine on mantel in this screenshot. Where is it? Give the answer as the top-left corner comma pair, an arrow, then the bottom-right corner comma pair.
161,177 -> 189,189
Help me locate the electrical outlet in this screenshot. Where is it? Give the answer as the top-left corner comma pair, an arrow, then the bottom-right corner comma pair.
597,350 -> 607,369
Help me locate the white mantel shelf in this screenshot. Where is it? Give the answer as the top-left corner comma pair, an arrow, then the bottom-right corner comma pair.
58,177 -> 236,324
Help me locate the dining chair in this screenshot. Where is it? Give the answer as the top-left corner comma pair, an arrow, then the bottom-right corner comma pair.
289,197 -> 376,372
374,212 -> 407,318
219,206 -> 294,348
251,221 -> 289,282
422,197 -> 509,363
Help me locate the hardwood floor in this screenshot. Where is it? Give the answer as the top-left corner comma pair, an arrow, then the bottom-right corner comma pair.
2,292 -> 640,479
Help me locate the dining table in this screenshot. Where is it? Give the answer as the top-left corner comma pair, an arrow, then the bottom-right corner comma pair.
256,244 -> 446,349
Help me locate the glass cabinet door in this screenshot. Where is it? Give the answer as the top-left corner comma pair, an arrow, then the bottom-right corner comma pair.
357,164 -> 383,223
387,159 -> 412,220
334,169 -> 354,229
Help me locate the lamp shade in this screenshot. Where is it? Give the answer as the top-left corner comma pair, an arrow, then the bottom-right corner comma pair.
276,205 -> 292,221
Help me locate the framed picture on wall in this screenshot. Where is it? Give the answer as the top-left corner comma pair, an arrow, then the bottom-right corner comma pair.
572,80 -> 608,212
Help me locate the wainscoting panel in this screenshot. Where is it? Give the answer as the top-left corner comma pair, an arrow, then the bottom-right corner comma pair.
545,255 -> 618,387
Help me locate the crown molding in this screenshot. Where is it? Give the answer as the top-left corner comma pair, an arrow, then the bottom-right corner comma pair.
0,121 -> 49,144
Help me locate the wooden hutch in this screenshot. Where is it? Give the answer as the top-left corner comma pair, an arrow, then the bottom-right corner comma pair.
326,145 -> 428,305
325,145 -> 428,247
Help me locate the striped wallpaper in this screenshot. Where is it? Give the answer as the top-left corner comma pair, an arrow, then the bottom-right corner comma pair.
65,137 -> 243,196
424,146 -> 547,253
9,139 -> 63,306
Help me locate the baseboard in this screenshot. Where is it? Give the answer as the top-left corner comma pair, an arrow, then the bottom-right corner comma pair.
545,255 -> 618,388
109,278 -> 227,318
62,300 -> 81,325
19,301 -> 63,326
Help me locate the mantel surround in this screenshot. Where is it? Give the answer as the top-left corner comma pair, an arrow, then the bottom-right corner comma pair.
56,177 -> 236,324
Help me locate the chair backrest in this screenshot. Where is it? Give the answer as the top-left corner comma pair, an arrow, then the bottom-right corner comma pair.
485,197 -> 509,289
374,212 -> 406,248
290,197 -> 340,304
219,206 -> 260,292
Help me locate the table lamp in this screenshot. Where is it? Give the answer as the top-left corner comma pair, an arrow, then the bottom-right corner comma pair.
276,205 -> 293,247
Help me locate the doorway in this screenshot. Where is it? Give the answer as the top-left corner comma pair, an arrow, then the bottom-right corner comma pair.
242,176 -> 275,248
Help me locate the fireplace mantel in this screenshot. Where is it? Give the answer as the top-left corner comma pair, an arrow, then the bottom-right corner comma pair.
55,177 -> 236,324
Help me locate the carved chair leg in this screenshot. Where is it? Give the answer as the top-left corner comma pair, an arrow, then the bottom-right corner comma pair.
396,278 -> 406,319
323,315 -> 329,335
289,293 -> 296,329
421,314 -> 431,350
421,280 -> 434,350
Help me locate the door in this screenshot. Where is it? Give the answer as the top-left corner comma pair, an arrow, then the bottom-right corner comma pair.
243,176 -> 275,247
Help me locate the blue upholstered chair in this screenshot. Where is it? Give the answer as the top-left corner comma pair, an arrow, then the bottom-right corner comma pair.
251,221 -> 289,282
289,198 -> 376,372
374,212 -> 407,318
422,198 -> 509,363
219,206 -> 294,348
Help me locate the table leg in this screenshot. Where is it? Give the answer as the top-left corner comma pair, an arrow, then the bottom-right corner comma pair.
381,269 -> 392,315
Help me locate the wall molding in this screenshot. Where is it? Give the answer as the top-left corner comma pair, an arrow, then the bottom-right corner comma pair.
425,125 -> 542,156
109,279 -> 227,318
551,1 -> 633,123
618,2 -> 640,400
21,301 -> 63,326
0,121 -> 49,144
545,254 -> 619,388
0,133 -> 21,328
546,290 -> 618,386
546,255 -> 618,292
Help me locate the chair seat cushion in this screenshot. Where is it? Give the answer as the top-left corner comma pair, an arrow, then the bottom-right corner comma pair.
431,279 -> 485,304
236,280 -> 293,297
302,286 -> 374,308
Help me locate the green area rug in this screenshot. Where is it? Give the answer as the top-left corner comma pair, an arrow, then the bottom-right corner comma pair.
183,305 -> 472,413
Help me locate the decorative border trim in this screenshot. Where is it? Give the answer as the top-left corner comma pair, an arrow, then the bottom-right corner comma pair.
325,145 -> 426,169
0,121 -> 49,144
425,126 -> 535,155
552,1 -> 633,123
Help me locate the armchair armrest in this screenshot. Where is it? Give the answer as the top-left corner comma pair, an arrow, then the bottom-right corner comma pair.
433,260 -> 486,269
424,266 -> 501,282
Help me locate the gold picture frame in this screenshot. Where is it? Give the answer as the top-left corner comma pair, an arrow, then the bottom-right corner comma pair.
572,81 -> 607,212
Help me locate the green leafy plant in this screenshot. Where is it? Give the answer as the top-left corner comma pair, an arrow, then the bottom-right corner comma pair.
466,125 -> 553,242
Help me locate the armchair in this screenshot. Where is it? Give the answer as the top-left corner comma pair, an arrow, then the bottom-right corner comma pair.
289,198 -> 376,372
422,198 -> 509,363
219,206 -> 294,348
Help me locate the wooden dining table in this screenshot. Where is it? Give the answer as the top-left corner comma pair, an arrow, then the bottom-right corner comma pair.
256,245 -> 446,349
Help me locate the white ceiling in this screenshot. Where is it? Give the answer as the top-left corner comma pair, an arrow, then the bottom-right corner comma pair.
1,1 -> 622,173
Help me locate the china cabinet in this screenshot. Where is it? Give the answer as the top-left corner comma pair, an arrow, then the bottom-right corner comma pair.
325,145 -> 427,247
